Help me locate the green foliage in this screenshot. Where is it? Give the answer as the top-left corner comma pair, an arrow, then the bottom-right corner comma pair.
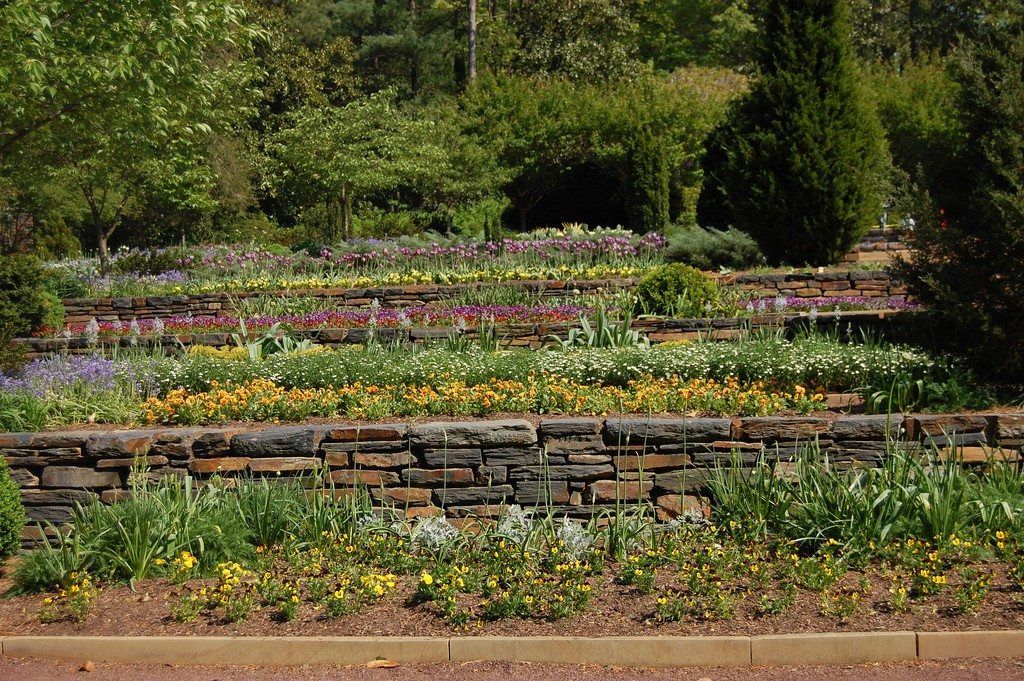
0,254 -> 64,337
633,0 -> 757,71
868,60 -> 966,210
896,14 -> 1024,377
697,0 -> 888,265
549,309 -> 651,350
625,126 -> 670,233
665,224 -> 764,270
710,444 -> 1024,549
0,455 -> 26,559
464,68 -> 744,230
634,263 -> 720,316
268,91 -> 449,240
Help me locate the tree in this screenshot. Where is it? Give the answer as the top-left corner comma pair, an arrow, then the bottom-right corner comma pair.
625,125 -> 670,233
268,91 -> 449,240
696,0 -> 888,265
0,0 -> 261,267
0,0 -> 258,163
896,9 -> 1024,375
632,0 -> 757,71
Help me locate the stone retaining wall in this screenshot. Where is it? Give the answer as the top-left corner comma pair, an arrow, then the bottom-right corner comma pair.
5,412 -> 1020,541
21,310 -> 911,358
62,271 -> 904,324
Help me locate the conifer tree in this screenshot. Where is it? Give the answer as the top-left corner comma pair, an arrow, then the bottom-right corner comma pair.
697,0 -> 888,265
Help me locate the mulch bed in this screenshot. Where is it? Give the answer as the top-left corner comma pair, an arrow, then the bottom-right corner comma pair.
2,567 -> 1022,639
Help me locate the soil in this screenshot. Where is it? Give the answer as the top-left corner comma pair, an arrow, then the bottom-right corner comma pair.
3,656 -> 1024,681
2,567 -> 1022,639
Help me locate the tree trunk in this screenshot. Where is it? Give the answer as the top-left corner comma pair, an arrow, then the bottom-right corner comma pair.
468,0 -> 478,83
97,228 -> 111,275
342,186 -> 352,240
518,205 -> 527,232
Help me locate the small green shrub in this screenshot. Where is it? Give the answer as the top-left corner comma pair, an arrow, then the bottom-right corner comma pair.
634,263 -> 720,317
0,456 -> 26,559
666,225 -> 764,271
110,247 -> 184,276
0,254 -> 65,337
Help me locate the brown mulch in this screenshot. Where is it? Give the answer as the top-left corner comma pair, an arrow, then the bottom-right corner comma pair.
2,567 -> 1022,639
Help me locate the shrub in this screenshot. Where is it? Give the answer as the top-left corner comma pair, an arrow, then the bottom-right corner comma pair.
0,254 -> 65,338
696,0 -> 888,265
0,455 -> 26,559
110,247 -> 184,276
665,224 -> 764,270
634,263 -> 720,316
625,125 -> 671,233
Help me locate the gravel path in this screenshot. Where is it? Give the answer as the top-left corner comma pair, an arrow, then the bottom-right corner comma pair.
2,656 -> 1023,680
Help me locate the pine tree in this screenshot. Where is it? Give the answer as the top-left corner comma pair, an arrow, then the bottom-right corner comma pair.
626,125 -> 670,234
897,9 -> 1024,376
696,0 -> 888,265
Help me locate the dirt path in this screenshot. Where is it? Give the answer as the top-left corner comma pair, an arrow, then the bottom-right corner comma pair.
2,656 -> 1023,681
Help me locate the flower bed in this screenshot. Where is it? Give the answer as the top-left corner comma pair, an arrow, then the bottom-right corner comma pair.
4,435 -> 1023,636
0,337 -> 947,431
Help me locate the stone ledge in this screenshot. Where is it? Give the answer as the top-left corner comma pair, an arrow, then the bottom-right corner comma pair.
3,630 -> 1022,668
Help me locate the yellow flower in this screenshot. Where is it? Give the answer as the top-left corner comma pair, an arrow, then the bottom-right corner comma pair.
421,571 -> 434,586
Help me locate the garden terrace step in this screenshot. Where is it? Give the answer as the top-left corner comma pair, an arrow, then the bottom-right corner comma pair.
6,413 -> 1023,544
57,270 -> 905,325
18,307 -> 916,358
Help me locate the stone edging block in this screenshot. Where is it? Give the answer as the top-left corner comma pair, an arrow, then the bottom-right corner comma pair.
0,636 -> 449,666
750,631 -> 917,665
3,631 -> 1023,668
448,635 -> 750,667
917,630 -> 1024,660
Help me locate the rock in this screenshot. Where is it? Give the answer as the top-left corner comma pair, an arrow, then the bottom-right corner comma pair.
21,489 -> 97,505
192,429 -> 242,458
351,451 -> 416,469
231,426 -> 324,458
325,425 -> 407,442
371,487 -> 432,505
543,437 -> 606,456
96,455 -> 169,469
735,417 -> 833,442
514,480 -> 569,504
614,453 -> 690,471
477,465 -> 507,484
80,661 -> 96,673
246,457 -> 320,473
330,470 -> 401,487
402,468 -> 475,486
586,480 -> 653,503
422,448 -> 482,467
84,431 -> 159,458
509,464 -> 613,481
832,415 -> 902,441
539,418 -> 603,438
188,457 -> 250,474
9,468 -> 39,487
654,470 -> 713,494
433,485 -> 514,506
40,466 -> 120,489
603,418 -> 731,445
482,447 -> 542,466
409,419 -> 536,449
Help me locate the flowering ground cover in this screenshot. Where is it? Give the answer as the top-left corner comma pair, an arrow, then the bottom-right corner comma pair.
4,450 -> 1023,636
54,304 -> 590,340
50,229 -> 665,298
0,336 -> 953,431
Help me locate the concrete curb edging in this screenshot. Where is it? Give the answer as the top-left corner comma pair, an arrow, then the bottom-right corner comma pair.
0,631 -> 1021,668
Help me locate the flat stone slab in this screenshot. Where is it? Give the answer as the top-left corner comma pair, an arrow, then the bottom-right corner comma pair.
0,636 -> 449,666
750,632 -> 917,665
409,420 -> 536,449
917,630 -> 1024,660
449,636 -> 750,667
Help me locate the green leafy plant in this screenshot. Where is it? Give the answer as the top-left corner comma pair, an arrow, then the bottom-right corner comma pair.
0,455 -> 26,559
634,263 -> 720,317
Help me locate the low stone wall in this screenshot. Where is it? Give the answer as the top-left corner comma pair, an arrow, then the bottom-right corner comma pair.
5,412 -> 1020,541
20,310 -> 912,358
61,271 -> 904,324
840,228 -> 910,264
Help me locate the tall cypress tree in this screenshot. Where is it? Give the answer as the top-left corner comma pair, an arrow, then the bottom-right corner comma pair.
897,9 -> 1024,376
696,0 -> 887,265
626,125 -> 671,234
